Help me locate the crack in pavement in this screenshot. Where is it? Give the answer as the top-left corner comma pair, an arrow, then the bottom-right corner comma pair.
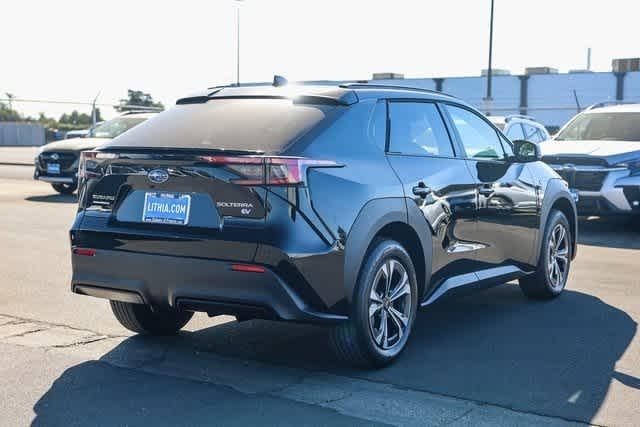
0,312 -> 128,339
0,313 -> 594,426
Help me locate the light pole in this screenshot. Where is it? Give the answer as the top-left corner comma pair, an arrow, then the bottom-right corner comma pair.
91,90 -> 101,127
235,0 -> 244,86
484,0 -> 495,114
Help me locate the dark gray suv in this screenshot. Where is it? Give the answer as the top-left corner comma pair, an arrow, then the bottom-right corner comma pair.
70,82 -> 577,367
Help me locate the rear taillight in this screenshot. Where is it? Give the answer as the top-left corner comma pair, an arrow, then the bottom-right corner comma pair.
78,151 -> 97,180
199,156 -> 337,186
78,151 -> 118,180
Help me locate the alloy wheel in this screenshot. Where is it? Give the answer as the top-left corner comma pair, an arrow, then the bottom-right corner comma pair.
547,223 -> 569,290
368,259 -> 412,350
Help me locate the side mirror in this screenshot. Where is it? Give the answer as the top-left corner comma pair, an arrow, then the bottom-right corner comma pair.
512,140 -> 541,162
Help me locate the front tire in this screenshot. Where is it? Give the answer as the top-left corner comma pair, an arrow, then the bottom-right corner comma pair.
110,301 -> 193,335
51,183 -> 77,194
330,239 -> 418,368
519,210 -> 572,299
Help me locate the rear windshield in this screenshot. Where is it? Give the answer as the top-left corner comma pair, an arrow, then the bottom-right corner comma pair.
101,98 -> 336,154
556,112 -> 640,141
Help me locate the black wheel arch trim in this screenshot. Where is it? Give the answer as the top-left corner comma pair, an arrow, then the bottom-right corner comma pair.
536,178 -> 578,265
344,197 -> 433,303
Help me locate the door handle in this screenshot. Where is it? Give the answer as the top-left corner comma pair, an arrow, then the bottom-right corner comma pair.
412,183 -> 432,198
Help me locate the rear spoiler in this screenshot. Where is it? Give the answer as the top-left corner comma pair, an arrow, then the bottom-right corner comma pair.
177,90 -> 358,107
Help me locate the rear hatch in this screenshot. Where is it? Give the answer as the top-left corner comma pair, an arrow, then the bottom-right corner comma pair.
74,97 -> 343,262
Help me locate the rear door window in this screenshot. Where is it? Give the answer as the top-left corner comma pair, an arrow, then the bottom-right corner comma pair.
388,102 -> 454,157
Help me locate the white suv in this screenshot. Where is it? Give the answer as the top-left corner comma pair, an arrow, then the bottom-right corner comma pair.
540,103 -> 640,216
489,115 -> 550,143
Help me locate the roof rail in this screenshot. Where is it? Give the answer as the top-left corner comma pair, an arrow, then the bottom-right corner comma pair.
338,83 -> 459,99
586,100 -> 637,111
505,114 -> 537,122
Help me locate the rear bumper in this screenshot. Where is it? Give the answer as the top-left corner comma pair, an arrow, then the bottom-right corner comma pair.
71,248 -> 347,324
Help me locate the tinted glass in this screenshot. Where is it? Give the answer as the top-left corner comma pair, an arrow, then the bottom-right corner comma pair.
556,112 -> 640,141
505,123 -> 525,140
446,105 -> 505,160
102,99 -> 336,154
388,102 -> 454,157
522,124 -> 541,142
89,117 -> 146,138
368,101 -> 387,150
539,127 -> 550,141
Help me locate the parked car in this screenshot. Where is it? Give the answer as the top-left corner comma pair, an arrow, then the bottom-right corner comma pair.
65,129 -> 90,139
65,122 -> 104,139
540,103 -> 640,216
34,112 -> 156,194
70,82 -> 577,367
488,114 -> 550,143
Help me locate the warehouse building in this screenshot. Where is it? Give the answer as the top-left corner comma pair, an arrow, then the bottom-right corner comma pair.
367,58 -> 640,130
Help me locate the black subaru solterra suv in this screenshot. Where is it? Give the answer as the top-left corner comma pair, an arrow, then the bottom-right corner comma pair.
70,82 -> 577,367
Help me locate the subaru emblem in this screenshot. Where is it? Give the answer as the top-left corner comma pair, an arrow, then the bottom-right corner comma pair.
148,169 -> 169,184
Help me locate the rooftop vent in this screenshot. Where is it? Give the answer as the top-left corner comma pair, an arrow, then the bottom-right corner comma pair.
569,69 -> 594,74
372,72 -> 404,80
525,67 -> 559,75
612,58 -> 640,73
481,68 -> 511,76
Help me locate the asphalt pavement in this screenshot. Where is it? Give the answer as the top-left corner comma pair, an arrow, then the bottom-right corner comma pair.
0,163 -> 638,426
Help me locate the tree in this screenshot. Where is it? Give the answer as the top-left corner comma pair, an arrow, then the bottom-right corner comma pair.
116,89 -> 164,112
0,102 -> 22,122
59,110 -> 94,126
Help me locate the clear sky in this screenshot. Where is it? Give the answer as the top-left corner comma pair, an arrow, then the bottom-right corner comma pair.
1,0 -> 638,119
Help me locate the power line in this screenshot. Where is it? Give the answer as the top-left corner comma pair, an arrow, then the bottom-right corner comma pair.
0,98 -> 116,107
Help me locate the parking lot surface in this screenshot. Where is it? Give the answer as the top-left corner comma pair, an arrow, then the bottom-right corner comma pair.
0,165 -> 638,426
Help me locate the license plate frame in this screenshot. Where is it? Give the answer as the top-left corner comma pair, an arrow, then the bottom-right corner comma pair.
46,163 -> 61,174
142,192 -> 192,225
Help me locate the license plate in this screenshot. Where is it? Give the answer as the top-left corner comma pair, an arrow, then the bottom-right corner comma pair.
142,192 -> 191,225
47,163 -> 60,174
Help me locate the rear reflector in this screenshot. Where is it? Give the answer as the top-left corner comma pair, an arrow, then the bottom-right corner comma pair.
231,264 -> 265,273
73,248 -> 96,257
198,155 -> 337,185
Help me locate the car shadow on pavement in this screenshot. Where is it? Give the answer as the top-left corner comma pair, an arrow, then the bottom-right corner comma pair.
32,285 -> 638,425
578,216 -> 640,249
24,194 -> 77,204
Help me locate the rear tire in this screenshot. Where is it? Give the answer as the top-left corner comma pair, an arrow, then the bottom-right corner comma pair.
110,301 -> 193,335
51,183 -> 77,194
519,210 -> 572,300
330,239 -> 418,368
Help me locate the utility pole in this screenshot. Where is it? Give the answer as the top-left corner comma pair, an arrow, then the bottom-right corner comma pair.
484,0 -> 495,114
5,92 -> 15,111
235,0 -> 243,86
